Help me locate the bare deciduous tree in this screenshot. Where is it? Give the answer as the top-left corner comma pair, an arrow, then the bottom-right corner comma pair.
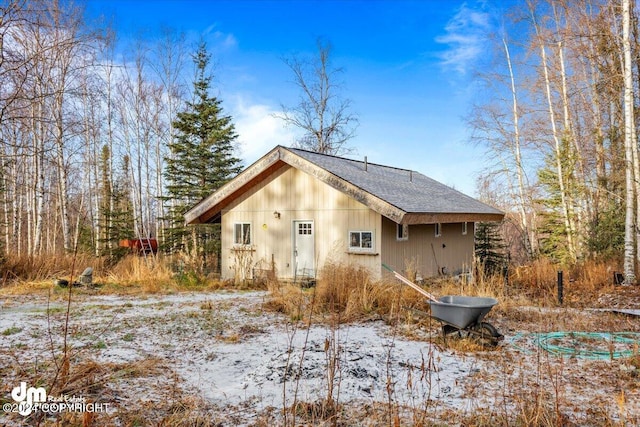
278,39 -> 358,155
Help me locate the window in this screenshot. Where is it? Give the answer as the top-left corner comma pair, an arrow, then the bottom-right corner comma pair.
435,223 -> 441,237
298,222 -> 313,235
462,222 -> 468,235
396,223 -> 408,241
349,231 -> 374,251
234,223 -> 251,245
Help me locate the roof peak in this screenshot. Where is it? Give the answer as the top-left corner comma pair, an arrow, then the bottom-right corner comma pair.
284,146 -> 415,174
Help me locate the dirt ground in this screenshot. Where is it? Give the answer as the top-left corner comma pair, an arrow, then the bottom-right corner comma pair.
1,286 -> 639,426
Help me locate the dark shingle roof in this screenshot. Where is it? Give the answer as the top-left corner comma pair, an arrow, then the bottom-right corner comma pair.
289,148 -> 502,215
185,145 -> 504,225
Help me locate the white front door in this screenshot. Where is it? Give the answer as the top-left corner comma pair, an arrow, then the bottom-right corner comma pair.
293,220 -> 315,277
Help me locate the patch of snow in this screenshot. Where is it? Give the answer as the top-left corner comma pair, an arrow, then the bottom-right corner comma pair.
1,290 -> 638,425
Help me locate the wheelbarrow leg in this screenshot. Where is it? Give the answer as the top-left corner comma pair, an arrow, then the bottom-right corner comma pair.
440,324 -> 462,346
442,324 -> 459,336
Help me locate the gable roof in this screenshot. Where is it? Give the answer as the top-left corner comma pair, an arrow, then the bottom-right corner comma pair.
185,145 -> 504,225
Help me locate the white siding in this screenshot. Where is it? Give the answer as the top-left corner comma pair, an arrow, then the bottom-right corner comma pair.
221,165 -> 382,280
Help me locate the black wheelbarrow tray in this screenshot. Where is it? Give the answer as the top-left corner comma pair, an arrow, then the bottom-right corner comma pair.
428,296 -> 503,345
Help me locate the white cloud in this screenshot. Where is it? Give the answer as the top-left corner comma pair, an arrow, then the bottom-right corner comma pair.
213,31 -> 238,50
202,24 -> 238,51
436,3 -> 492,75
231,96 -> 296,165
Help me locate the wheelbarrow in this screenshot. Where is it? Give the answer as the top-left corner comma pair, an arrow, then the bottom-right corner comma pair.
429,295 -> 503,345
383,264 -> 503,345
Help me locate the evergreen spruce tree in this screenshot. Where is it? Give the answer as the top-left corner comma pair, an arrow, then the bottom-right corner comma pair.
98,146 -> 135,261
587,200 -> 625,259
163,42 -> 242,264
536,146 -> 580,264
475,221 -> 507,276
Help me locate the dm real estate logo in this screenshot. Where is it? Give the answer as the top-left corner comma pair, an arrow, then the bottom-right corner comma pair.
10,382 -> 46,416
5,381 -> 109,416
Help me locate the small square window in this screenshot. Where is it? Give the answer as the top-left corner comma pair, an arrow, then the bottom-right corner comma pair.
397,224 -> 409,241
234,223 -> 251,245
435,223 -> 441,237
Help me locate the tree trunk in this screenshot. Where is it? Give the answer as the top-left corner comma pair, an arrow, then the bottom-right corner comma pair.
622,0 -> 636,284
538,37 -> 577,262
503,36 -> 535,258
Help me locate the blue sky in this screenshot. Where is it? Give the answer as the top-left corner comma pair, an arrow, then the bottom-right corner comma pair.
85,0 -> 497,196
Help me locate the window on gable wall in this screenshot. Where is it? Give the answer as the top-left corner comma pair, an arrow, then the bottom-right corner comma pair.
234,223 -> 251,245
397,223 -> 408,241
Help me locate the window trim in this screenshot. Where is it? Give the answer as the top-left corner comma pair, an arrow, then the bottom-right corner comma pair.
396,223 -> 409,241
233,222 -> 252,245
348,230 -> 375,252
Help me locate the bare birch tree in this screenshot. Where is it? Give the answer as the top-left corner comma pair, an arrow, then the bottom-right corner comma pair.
622,0 -> 636,284
149,27 -> 187,246
503,35 -> 536,258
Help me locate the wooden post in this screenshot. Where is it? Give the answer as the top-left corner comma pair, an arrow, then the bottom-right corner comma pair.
557,271 -> 564,305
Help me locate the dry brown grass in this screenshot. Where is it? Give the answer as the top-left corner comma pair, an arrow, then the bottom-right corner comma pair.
105,255 -> 175,292
0,254 -> 109,297
316,262 -> 427,321
0,253 -> 268,296
506,258 -> 621,308
264,262 -> 431,323
0,253 -> 104,283
262,258 -> 639,360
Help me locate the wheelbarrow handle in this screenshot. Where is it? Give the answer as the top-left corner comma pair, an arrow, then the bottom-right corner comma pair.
382,263 -> 439,302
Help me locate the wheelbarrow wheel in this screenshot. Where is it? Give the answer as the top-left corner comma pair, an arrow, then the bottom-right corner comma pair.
475,322 -> 502,346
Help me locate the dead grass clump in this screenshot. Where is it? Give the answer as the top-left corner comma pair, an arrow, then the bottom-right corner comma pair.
510,258 -> 558,305
107,255 -> 174,291
436,334 -> 501,353
565,259 -> 619,307
569,258 -> 619,288
263,263 -> 429,323
264,282 -> 308,321
316,262 -> 429,322
492,258 -> 621,308
0,253 -> 105,286
289,399 -> 342,425
317,262 -> 372,312
114,395 -> 219,427
156,397 -> 220,426
107,357 -> 168,379
108,255 -> 267,293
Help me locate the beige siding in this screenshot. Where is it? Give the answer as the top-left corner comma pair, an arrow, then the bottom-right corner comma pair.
381,218 -> 475,279
221,165 -> 382,280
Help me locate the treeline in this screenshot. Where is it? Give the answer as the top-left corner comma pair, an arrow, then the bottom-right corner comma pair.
0,0 -> 197,258
471,0 -> 640,277
3,0 -> 640,277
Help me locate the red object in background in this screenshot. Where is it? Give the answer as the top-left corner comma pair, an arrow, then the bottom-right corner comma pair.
119,238 -> 158,255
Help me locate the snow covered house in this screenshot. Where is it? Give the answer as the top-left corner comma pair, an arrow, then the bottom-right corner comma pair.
184,145 -> 504,282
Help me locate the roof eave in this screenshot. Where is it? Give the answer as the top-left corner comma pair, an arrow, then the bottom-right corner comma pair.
184,147 -> 284,224
402,212 -> 505,225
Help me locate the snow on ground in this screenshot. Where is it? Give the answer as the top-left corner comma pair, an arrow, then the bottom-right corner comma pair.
1,290 -> 638,425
